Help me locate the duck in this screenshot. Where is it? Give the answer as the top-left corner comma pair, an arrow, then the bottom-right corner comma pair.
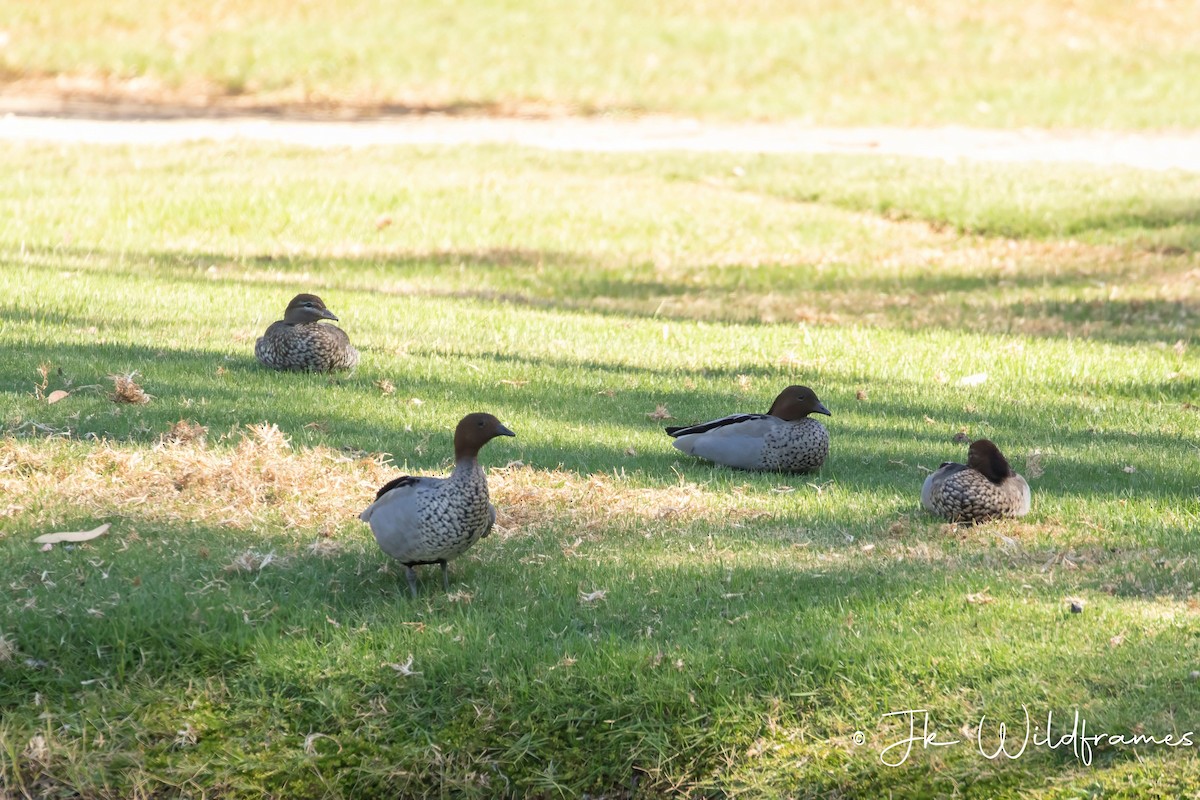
921,438 -> 1031,522
666,385 -> 831,472
255,293 -> 359,372
359,413 -> 516,597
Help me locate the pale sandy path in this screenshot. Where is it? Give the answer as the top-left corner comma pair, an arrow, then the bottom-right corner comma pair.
2,111 -> 1197,171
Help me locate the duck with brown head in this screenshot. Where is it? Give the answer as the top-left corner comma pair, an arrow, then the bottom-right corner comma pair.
666,385 -> 831,472
360,413 -> 516,597
921,438 -> 1031,522
255,293 -> 359,372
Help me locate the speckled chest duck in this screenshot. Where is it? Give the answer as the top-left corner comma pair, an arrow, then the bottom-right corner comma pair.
359,413 -> 516,597
921,439 -> 1031,522
255,293 -> 359,372
666,385 -> 831,472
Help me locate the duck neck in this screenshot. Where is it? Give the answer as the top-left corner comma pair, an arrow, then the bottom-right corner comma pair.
450,455 -> 484,481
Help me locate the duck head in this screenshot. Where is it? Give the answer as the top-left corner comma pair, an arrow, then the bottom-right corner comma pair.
766,385 -> 832,420
282,293 -> 340,324
454,413 -> 517,461
967,439 -> 1013,485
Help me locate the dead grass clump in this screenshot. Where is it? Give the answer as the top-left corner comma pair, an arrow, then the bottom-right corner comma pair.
224,550 -> 285,573
0,632 -> 17,661
1025,449 -> 1045,479
109,373 -> 151,405
162,419 -> 208,447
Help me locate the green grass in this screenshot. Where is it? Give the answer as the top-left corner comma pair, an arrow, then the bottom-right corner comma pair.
1,141 -> 1199,798
3,0 -> 1200,128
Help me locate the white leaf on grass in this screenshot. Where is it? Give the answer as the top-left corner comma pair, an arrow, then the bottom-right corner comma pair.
304,732 -> 343,755
34,523 -> 111,545
383,654 -> 421,676
580,589 -> 607,604
46,390 -> 70,404
957,372 -> 988,387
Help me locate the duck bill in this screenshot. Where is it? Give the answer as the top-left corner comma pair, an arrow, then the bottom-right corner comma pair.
321,309 -> 339,321
496,424 -> 517,437
814,402 -> 832,416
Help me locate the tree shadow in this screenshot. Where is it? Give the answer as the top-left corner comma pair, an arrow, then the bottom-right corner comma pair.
7,243 -> 1196,346
2,509 -> 1198,796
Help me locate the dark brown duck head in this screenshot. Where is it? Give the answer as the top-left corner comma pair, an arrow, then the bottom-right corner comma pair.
967,439 -> 1013,485
454,413 -> 517,461
282,293 -> 340,324
766,385 -> 832,421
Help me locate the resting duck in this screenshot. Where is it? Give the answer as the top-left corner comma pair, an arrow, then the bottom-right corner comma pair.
255,293 -> 359,372
921,439 -> 1031,522
359,413 -> 516,597
666,385 -> 831,472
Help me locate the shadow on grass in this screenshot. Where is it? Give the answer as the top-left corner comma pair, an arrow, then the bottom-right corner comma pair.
2,510 -> 1199,797
1,337 -> 1197,515
5,245 -> 1198,345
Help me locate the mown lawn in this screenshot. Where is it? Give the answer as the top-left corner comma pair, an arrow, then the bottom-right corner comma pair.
2,0 -> 1199,129
1,141 -> 1199,798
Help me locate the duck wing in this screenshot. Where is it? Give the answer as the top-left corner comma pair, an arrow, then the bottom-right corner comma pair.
920,461 -> 967,513
666,413 -> 769,437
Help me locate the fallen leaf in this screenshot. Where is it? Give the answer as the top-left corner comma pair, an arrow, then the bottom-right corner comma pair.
966,590 -> 995,605
855,389 -> 867,401
34,523 -> 111,545
1122,465 -> 1137,474
375,379 -> 396,395
375,214 -> 393,230
46,390 -> 69,404
499,379 -> 529,388
580,589 -> 607,604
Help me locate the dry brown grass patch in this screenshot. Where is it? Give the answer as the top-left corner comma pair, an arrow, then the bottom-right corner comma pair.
489,464 -> 716,534
0,426 -> 393,533
2,436 -> 759,538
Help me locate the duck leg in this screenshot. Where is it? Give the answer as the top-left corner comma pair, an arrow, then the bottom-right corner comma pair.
439,560 -> 450,592
404,565 -> 419,598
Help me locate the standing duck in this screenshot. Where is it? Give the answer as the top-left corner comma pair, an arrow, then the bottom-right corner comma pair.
360,413 -> 516,597
921,439 -> 1031,522
666,385 -> 831,472
255,293 -> 359,372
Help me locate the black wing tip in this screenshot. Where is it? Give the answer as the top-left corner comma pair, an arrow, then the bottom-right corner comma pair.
665,426 -> 685,436
375,475 -> 418,500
